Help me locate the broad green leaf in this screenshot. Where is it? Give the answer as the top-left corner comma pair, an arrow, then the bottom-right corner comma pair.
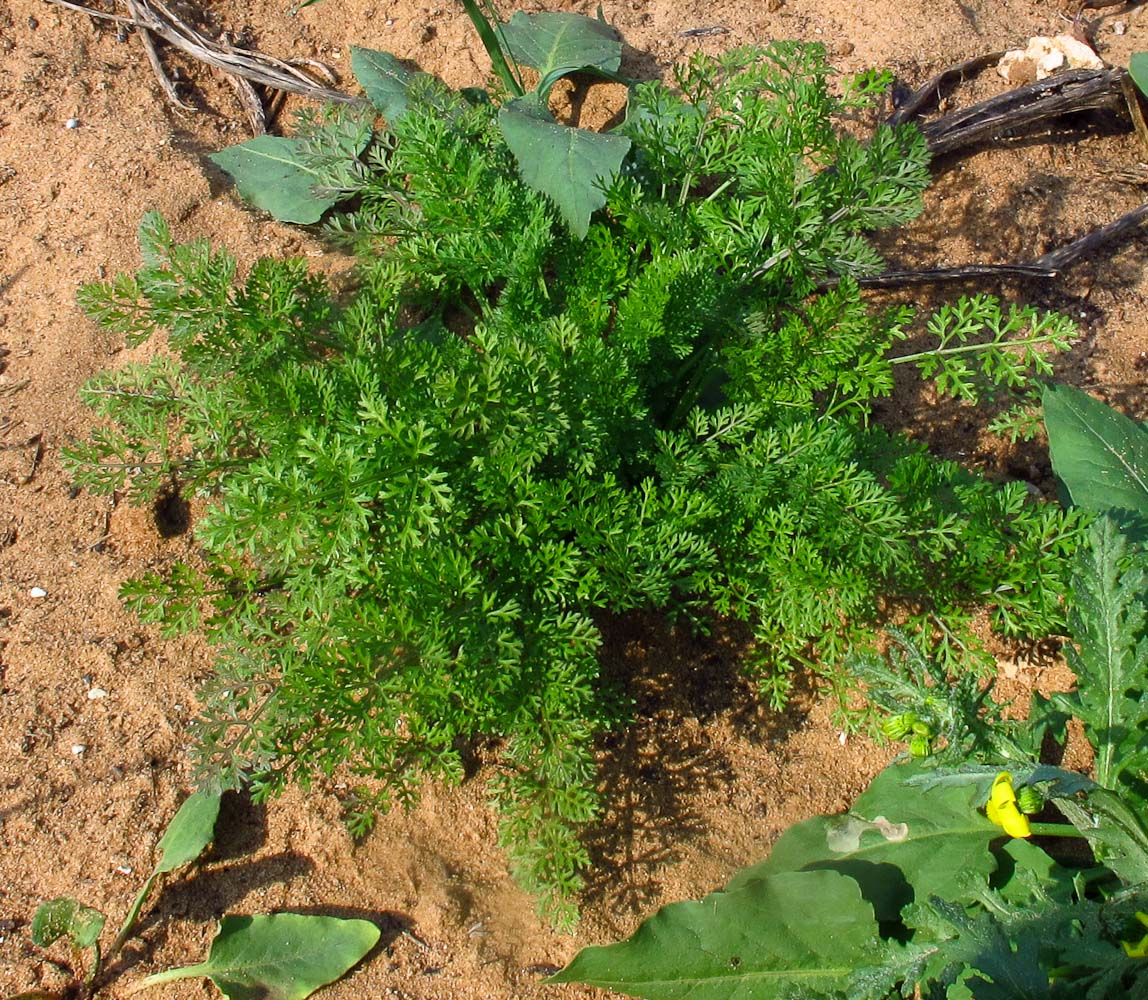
1131,53 -> 1148,101
210,137 -> 347,225
350,47 -> 437,122
498,97 -> 630,239
726,761 -> 1001,922
551,868 -> 886,999
154,790 -> 223,873
1043,383 -> 1148,527
500,11 -> 622,96
113,790 -> 222,956
31,897 -> 106,949
139,914 -> 380,1000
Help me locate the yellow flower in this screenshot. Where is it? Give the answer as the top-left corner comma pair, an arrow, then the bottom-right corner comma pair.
985,772 -> 1032,838
1123,912 -> 1148,959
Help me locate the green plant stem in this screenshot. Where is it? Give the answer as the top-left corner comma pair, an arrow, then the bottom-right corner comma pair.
889,333 -> 1055,366
460,0 -> 525,97
109,874 -> 159,962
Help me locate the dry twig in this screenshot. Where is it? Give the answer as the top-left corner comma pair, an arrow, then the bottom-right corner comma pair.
43,0 -> 360,117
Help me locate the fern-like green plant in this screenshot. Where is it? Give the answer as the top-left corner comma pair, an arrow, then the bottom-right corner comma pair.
67,37 -> 1083,920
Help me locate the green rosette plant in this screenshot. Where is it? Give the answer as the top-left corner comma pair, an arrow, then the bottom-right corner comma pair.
67,20 -> 1082,919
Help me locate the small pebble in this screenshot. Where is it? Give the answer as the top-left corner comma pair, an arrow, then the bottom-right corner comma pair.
87,687 -> 108,700
29,586 -> 47,598
71,744 -> 87,755
114,865 -> 133,876
838,731 -> 848,747
65,118 -> 80,129
1114,20 -> 1127,34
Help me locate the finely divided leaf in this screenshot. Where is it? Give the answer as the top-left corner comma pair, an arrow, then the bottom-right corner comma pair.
500,11 -> 622,95
1043,383 -> 1148,528
725,761 -> 1001,922
551,868 -> 885,1000
210,137 -> 344,225
499,97 -> 630,239
139,913 -> 381,1000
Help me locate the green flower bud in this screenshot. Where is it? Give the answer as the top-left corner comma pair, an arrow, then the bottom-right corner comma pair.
1016,785 -> 1045,815
910,719 -> 933,737
909,734 -> 932,758
881,712 -> 917,741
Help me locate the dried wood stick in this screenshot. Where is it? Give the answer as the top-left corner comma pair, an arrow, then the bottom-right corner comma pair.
43,0 -> 361,106
849,203 -> 1148,290
888,51 -> 1005,125
919,67 -> 1127,157
123,0 -> 194,111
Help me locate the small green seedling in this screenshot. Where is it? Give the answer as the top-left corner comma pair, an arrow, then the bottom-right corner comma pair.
20,792 -> 379,1000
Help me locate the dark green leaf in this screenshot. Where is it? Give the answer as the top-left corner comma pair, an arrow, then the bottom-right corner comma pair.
498,97 -> 630,239
551,869 -> 886,999
500,11 -> 622,96
31,898 -> 105,950
1131,53 -> 1148,100
350,47 -> 423,121
139,913 -> 380,1000
726,761 -> 1001,922
209,137 -> 344,225
1043,383 -> 1148,527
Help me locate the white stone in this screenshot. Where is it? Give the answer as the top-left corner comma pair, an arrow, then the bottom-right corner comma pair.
29,586 -> 47,598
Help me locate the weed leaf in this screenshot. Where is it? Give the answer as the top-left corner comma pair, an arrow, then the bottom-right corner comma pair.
31,897 -> 105,949
210,137 -> 345,225
351,47 -> 434,121
1131,52 -> 1148,100
1043,383 -> 1148,532
499,97 -> 629,238
725,761 -> 1000,922
155,790 -> 223,873
138,913 -> 380,1000
500,11 -> 622,96
550,868 -> 885,999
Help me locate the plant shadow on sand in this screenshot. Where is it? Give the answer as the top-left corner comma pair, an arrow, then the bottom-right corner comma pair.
581,610 -> 819,915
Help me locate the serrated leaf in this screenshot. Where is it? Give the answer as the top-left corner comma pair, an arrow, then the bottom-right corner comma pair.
31,897 -> 105,950
209,137 -> 345,225
155,790 -> 223,873
500,11 -> 622,95
725,761 -> 1000,922
1043,383 -> 1148,531
551,869 -> 886,999
498,97 -> 630,239
1059,516 -> 1148,793
139,914 -> 380,1000
350,47 -> 443,122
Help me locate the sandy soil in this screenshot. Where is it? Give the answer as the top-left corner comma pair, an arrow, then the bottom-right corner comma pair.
3,0 -> 1147,997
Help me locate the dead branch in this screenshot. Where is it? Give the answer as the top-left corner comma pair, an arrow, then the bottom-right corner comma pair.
43,0 -> 360,109
912,67 -> 1128,157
